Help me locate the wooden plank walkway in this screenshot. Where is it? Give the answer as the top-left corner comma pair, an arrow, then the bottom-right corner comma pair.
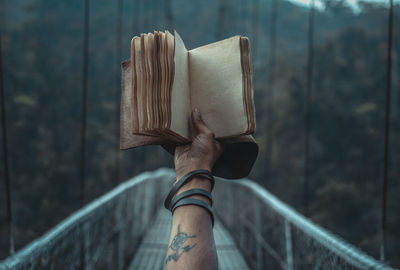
128,207 -> 250,270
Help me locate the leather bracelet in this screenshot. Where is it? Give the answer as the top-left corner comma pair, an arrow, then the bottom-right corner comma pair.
172,198 -> 215,226
169,188 -> 213,211
164,169 -> 214,210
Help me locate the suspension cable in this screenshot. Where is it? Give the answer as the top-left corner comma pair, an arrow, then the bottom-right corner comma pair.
130,1 -> 138,176
79,0 -> 90,207
251,0 -> 260,57
166,0 -> 173,31
265,0 -> 278,181
132,0 -> 138,35
240,0 -> 245,33
114,0 -> 123,185
0,25 -> 15,256
380,0 -> 393,261
303,0 -> 315,216
216,0 -> 226,40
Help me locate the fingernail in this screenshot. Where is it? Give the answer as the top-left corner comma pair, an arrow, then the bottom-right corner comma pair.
194,108 -> 200,119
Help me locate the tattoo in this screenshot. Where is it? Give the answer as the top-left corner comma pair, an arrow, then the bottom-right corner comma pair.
166,224 -> 197,264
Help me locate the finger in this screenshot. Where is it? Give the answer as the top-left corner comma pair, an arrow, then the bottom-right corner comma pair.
214,143 -> 221,161
192,108 -> 214,136
215,140 -> 224,157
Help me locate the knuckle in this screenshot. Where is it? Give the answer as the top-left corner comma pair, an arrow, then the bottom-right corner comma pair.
205,130 -> 215,138
216,142 -> 221,151
215,143 -> 222,155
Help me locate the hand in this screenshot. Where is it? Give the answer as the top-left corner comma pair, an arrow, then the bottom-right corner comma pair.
174,108 -> 223,180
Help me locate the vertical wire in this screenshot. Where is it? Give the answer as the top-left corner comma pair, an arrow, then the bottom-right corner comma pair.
216,0 -> 226,40
79,2 -> 90,267
157,0 -> 162,29
380,0 -> 393,261
240,0 -> 246,34
166,0 -> 173,31
115,0 -> 123,185
0,24 -> 15,256
79,0 -> 90,208
133,0 -> 139,35
143,0 -> 148,32
303,0 -> 315,216
265,0 -> 278,181
131,0 -> 137,175
251,0 -> 260,59
152,0 -> 157,29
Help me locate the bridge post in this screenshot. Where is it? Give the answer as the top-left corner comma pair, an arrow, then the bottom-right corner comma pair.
134,185 -> 142,235
253,195 -> 263,270
116,194 -> 126,270
141,184 -> 149,233
238,187 -> 246,249
284,219 -> 294,270
225,183 -> 233,226
83,222 -> 90,269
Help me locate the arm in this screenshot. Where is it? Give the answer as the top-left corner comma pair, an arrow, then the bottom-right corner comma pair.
165,108 -> 222,270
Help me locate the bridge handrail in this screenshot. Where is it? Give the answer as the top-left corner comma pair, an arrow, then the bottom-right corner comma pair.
242,180 -> 390,269
0,168 -> 175,270
1,169 -> 397,270
213,178 -> 397,270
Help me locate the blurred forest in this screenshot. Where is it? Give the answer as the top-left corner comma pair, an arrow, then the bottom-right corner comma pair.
0,0 -> 399,267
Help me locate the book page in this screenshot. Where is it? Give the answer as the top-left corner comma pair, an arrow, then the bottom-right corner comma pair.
120,60 -> 167,149
169,31 -> 190,139
188,36 -> 248,138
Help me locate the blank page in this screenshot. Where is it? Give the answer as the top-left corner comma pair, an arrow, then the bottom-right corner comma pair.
188,36 -> 248,138
169,31 -> 191,139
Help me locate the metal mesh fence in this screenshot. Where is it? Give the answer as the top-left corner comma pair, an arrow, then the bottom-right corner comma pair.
213,178 -> 397,270
0,169 -> 174,270
1,169 -> 397,270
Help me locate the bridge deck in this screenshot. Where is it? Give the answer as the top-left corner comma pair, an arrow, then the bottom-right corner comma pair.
128,207 -> 250,269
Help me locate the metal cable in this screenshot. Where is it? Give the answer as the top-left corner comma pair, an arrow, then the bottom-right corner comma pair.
79,0 -> 90,207
156,0 -> 162,29
0,25 -> 15,256
166,0 -> 173,31
130,0 -> 138,176
79,3 -> 90,268
380,0 -> 393,262
239,0 -> 247,34
132,0 -> 138,35
115,0 -> 123,185
251,0 -> 260,58
303,0 -> 315,217
216,0 -> 226,40
265,0 -> 278,181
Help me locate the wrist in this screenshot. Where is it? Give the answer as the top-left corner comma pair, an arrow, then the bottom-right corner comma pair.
175,165 -> 212,180
175,176 -> 212,197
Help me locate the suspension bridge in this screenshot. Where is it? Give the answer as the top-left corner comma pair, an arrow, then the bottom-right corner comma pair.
0,0 -> 397,269
0,168 -> 396,269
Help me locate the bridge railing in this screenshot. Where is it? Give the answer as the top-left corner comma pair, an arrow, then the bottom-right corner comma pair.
0,169 -> 174,270
1,169 -> 397,270
213,178 -> 397,270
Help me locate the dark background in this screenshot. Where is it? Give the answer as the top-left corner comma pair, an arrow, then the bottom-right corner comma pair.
1,0 -> 399,267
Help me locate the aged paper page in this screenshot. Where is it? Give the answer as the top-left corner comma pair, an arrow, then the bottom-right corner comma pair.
188,36 -> 247,138
169,31 -> 191,139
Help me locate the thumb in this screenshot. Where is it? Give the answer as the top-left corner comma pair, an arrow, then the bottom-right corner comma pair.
192,108 -> 213,136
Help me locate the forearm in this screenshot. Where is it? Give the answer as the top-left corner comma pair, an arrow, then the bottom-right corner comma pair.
165,177 -> 218,270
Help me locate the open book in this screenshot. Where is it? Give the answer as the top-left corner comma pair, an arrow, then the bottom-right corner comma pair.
120,30 -> 258,179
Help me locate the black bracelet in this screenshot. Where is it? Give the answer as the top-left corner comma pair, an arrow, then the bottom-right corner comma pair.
169,188 -> 213,211
164,169 -> 214,210
172,198 -> 215,226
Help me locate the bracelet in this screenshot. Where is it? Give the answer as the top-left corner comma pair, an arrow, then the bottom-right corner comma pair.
169,188 -> 213,211
164,169 -> 214,210
172,198 -> 214,226
164,169 -> 215,227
